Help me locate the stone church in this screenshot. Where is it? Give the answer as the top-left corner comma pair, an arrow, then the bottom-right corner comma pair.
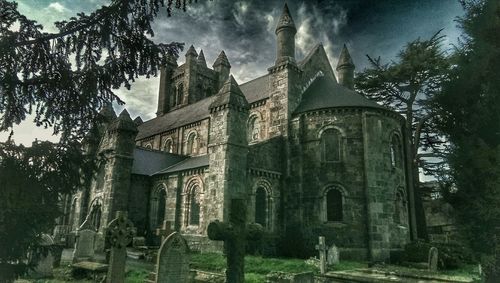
58,4 -> 415,261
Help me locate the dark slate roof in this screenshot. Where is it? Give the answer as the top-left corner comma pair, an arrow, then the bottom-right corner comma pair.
239,74 -> 270,104
294,75 -> 386,114
153,154 -> 209,175
136,96 -> 217,140
136,74 -> 270,140
131,147 -> 187,176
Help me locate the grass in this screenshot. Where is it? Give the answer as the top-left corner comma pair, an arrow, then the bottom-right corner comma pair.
381,263 -> 481,282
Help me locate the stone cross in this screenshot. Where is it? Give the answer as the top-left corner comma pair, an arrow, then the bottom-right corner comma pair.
105,211 -> 135,283
207,198 -> 264,283
156,220 -> 173,243
315,236 -> 328,274
428,246 -> 438,272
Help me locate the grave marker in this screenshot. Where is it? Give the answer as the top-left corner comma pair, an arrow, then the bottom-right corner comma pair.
155,232 -> 190,283
207,198 -> 264,283
105,211 -> 135,283
428,246 -> 438,272
315,236 -> 328,274
327,244 -> 339,266
72,215 -> 96,262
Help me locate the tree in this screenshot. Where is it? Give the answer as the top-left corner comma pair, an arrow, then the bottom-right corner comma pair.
0,0 -> 198,280
433,0 -> 500,280
0,0 -> 201,140
355,33 -> 450,240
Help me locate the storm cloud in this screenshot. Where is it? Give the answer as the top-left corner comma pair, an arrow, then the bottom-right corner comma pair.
4,0 -> 463,144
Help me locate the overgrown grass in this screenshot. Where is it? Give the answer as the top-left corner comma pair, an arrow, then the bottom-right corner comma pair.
125,268 -> 150,283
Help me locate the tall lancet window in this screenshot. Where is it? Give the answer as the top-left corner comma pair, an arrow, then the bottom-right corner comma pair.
390,134 -> 402,167
156,189 -> 166,227
321,129 -> 341,162
188,186 -> 201,226
255,187 -> 268,227
325,188 -> 343,222
177,83 -> 184,105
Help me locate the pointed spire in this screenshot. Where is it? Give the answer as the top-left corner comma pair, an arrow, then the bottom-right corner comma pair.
185,45 -> 198,58
197,50 -> 207,67
209,75 -> 249,111
133,116 -> 143,126
275,3 -> 296,34
213,50 -> 231,68
110,109 -> 138,132
336,44 -> 355,70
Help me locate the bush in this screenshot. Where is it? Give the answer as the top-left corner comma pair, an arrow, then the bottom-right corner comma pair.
403,240 -> 475,270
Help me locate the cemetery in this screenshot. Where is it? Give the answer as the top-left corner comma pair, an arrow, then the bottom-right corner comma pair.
2,0 -> 499,283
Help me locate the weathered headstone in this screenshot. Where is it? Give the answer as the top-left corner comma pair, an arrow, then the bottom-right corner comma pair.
132,236 -> 146,247
327,244 -> 339,266
428,247 -> 438,272
155,232 -> 190,283
207,198 -> 264,283
32,234 -> 55,278
105,211 -> 135,283
72,215 -> 96,262
315,236 -> 328,274
156,220 -> 173,243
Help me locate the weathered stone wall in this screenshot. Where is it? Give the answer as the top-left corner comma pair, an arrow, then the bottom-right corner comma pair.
362,110 -> 408,260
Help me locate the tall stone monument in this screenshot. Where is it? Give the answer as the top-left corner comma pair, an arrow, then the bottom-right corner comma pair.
105,211 -> 134,283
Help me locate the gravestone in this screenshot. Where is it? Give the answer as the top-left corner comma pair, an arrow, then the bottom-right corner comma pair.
327,244 -> 339,266
207,198 -> 264,283
155,232 -> 190,283
72,215 -> 96,263
156,220 -> 173,243
315,236 -> 327,274
32,234 -> 55,278
105,211 -> 135,283
428,247 -> 438,272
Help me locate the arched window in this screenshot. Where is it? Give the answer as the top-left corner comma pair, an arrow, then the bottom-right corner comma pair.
188,186 -> 201,226
164,139 -> 173,153
321,129 -> 341,162
255,187 -> 268,227
177,83 -> 184,105
157,189 -> 166,227
186,132 -> 197,155
325,188 -> 343,222
390,134 -> 402,167
393,189 -> 407,225
172,86 -> 177,106
248,116 -> 261,142
90,203 -> 102,230
150,186 -> 167,230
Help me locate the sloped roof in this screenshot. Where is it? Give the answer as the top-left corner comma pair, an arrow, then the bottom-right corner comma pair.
131,147 -> 187,176
153,154 -> 209,175
294,75 -> 386,114
239,74 -> 270,104
136,75 -> 270,140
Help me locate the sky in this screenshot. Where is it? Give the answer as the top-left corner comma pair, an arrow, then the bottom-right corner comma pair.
1,0 -> 464,145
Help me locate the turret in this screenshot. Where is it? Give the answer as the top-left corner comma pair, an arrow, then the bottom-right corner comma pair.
197,50 -> 207,68
213,50 -> 231,91
185,45 -> 198,66
275,3 -> 297,65
156,54 -> 177,115
336,44 -> 355,90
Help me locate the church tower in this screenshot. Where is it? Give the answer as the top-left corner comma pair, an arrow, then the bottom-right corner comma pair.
213,51 -> 231,91
336,44 -> 355,89
275,3 -> 297,64
156,54 -> 178,116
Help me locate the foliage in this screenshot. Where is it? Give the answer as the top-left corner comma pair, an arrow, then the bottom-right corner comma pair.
402,240 -> 474,270
0,140 -> 95,280
0,0 -> 200,140
432,0 -> 500,280
355,31 -> 451,239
